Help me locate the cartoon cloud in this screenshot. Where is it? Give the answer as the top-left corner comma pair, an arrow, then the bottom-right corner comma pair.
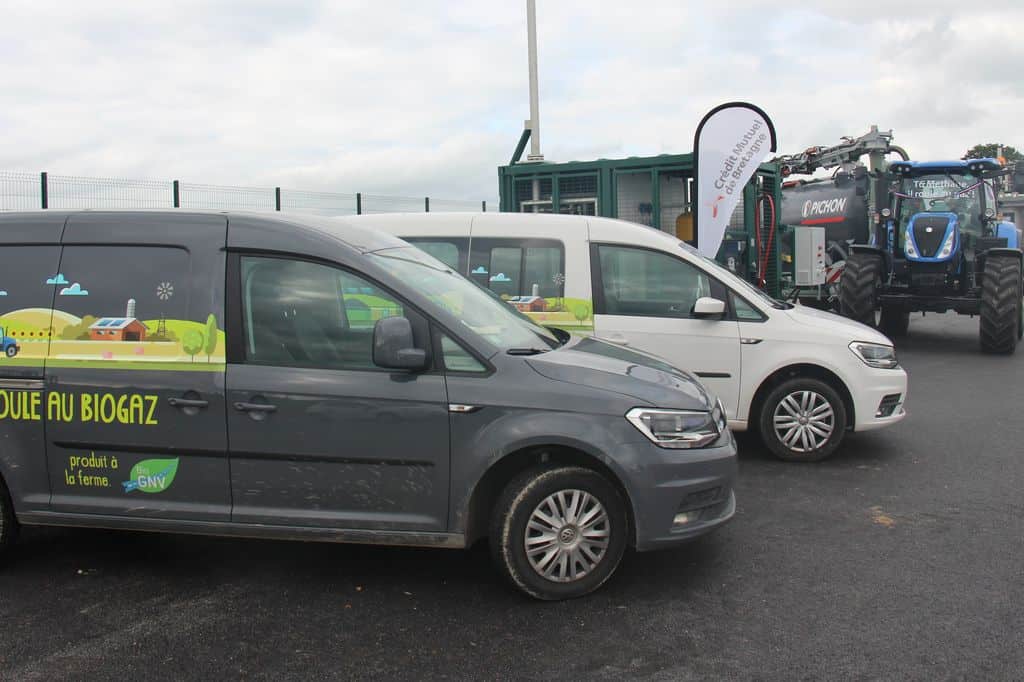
0,291 -> 7,297
45,274 -> 70,285
489,273 -> 512,283
59,283 -> 89,296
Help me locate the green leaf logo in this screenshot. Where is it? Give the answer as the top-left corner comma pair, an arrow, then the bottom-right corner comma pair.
122,458 -> 179,494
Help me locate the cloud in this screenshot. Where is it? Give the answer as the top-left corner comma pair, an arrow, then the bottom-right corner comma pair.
490,273 -> 511,283
0,291 -> 7,296
59,283 -> 89,296
45,274 -> 69,285
471,266 -> 489,274
1,1 -> 1022,205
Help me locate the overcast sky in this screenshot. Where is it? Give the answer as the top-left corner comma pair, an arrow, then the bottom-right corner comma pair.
1,1 -> 1020,203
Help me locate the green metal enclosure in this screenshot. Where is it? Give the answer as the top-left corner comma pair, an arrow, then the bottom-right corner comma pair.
498,153 -> 785,296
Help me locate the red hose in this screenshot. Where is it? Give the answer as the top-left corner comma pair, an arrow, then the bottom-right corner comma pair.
755,193 -> 777,289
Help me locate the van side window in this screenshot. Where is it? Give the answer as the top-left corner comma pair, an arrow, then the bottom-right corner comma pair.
403,238 -> 469,274
241,256 -> 407,370
408,241 -> 460,270
488,247 -> 522,298
46,246 -> 198,362
440,334 -> 487,373
468,238 -> 565,300
596,245 -> 710,318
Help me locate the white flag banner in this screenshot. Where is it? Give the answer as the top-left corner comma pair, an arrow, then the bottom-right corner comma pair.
694,102 -> 777,258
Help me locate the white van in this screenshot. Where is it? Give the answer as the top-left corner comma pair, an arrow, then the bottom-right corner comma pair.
348,213 -> 907,462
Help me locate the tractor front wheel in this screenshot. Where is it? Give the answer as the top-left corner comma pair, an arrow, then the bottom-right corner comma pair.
979,254 -> 1023,354
839,252 -> 882,327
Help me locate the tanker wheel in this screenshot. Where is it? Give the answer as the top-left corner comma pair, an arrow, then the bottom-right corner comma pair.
878,306 -> 910,338
839,252 -> 882,327
979,254 -> 1022,354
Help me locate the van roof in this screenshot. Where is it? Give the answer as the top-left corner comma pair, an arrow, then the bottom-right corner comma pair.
345,211 -> 686,251
0,209 -> 407,254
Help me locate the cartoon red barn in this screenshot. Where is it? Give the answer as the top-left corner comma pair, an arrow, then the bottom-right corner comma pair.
89,317 -> 148,342
510,296 -> 548,312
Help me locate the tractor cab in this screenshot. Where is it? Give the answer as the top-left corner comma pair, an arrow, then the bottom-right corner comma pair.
887,159 -> 1011,291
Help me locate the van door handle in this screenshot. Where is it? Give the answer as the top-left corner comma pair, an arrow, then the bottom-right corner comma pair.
167,397 -> 209,409
234,402 -> 277,413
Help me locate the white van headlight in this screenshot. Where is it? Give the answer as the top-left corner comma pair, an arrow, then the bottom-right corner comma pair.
626,405 -> 723,449
849,341 -> 899,369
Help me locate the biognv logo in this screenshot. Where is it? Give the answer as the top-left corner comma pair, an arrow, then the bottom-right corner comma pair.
122,458 -> 179,494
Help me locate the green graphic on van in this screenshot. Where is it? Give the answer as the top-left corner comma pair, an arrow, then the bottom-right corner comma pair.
511,296 -> 594,331
122,458 -> 179,494
0,305 -> 225,371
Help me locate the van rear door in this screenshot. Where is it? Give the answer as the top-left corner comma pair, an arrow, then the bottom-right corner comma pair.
0,214 -> 66,513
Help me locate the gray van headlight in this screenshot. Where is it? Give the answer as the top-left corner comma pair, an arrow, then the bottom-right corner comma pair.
626,404 -> 724,449
849,341 -> 899,369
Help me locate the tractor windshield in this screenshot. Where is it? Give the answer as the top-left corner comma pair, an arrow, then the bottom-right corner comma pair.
895,173 -> 988,237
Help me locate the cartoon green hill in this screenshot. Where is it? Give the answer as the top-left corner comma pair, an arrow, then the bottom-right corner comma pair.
0,308 -> 80,335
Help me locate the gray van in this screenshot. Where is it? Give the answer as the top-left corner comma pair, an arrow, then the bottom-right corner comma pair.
0,210 -> 736,599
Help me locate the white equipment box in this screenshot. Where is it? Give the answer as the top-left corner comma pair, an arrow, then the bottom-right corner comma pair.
794,226 -> 827,286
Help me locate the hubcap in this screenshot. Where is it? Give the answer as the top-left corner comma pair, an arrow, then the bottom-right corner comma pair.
524,489 -> 610,583
773,390 -> 835,453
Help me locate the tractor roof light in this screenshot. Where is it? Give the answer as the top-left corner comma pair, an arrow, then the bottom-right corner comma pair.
881,208 -> 892,218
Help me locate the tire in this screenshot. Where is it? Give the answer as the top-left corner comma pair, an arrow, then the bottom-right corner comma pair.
0,475 -> 19,563
878,306 -> 910,338
490,466 -> 628,600
5,346 -> 16,358
759,377 -> 848,462
839,252 -> 882,327
979,254 -> 1022,354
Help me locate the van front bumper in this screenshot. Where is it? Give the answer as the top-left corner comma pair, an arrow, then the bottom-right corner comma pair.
623,432 -> 738,552
850,366 -> 908,432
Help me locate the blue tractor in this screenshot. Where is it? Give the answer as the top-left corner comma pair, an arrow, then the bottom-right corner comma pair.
0,326 -> 19,358
840,158 -> 1024,353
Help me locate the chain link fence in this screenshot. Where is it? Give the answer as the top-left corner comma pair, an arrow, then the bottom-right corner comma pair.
1,171 -> 487,216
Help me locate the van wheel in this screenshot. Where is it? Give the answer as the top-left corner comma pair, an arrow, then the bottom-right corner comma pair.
490,466 -> 628,600
0,476 -> 18,561
5,346 -> 16,358
759,378 -> 847,462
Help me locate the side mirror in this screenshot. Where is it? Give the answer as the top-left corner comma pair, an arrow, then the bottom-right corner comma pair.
692,297 -> 726,319
373,317 -> 428,370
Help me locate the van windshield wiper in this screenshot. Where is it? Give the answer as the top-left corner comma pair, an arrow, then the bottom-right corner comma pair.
506,347 -> 550,355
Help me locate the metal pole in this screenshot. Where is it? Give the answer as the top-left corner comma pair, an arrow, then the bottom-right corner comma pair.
482,200 -> 487,212
40,172 -> 48,209
356,192 -> 362,215
425,197 -> 430,213
172,180 -> 180,208
526,0 -> 543,162
275,187 -> 282,211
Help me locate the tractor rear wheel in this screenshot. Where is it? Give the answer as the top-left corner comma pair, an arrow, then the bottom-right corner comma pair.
979,254 -> 1023,354
839,252 -> 882,327
879,306 -> 910,338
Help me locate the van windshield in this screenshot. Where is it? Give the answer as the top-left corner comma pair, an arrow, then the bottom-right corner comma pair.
370,247 -> 561,351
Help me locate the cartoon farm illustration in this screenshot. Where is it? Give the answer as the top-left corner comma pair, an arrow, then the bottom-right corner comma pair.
88,299 -> 148,342
0,274 -> 224,368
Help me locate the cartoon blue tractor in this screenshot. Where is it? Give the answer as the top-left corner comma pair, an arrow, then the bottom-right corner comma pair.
0,326 -> 19,358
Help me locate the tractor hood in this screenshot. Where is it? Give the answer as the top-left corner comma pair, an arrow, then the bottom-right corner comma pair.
783,303 -> 893,346
525,336 -> 714,411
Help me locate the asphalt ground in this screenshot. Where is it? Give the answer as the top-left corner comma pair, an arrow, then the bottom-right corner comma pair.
1,312 -> 1022,680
